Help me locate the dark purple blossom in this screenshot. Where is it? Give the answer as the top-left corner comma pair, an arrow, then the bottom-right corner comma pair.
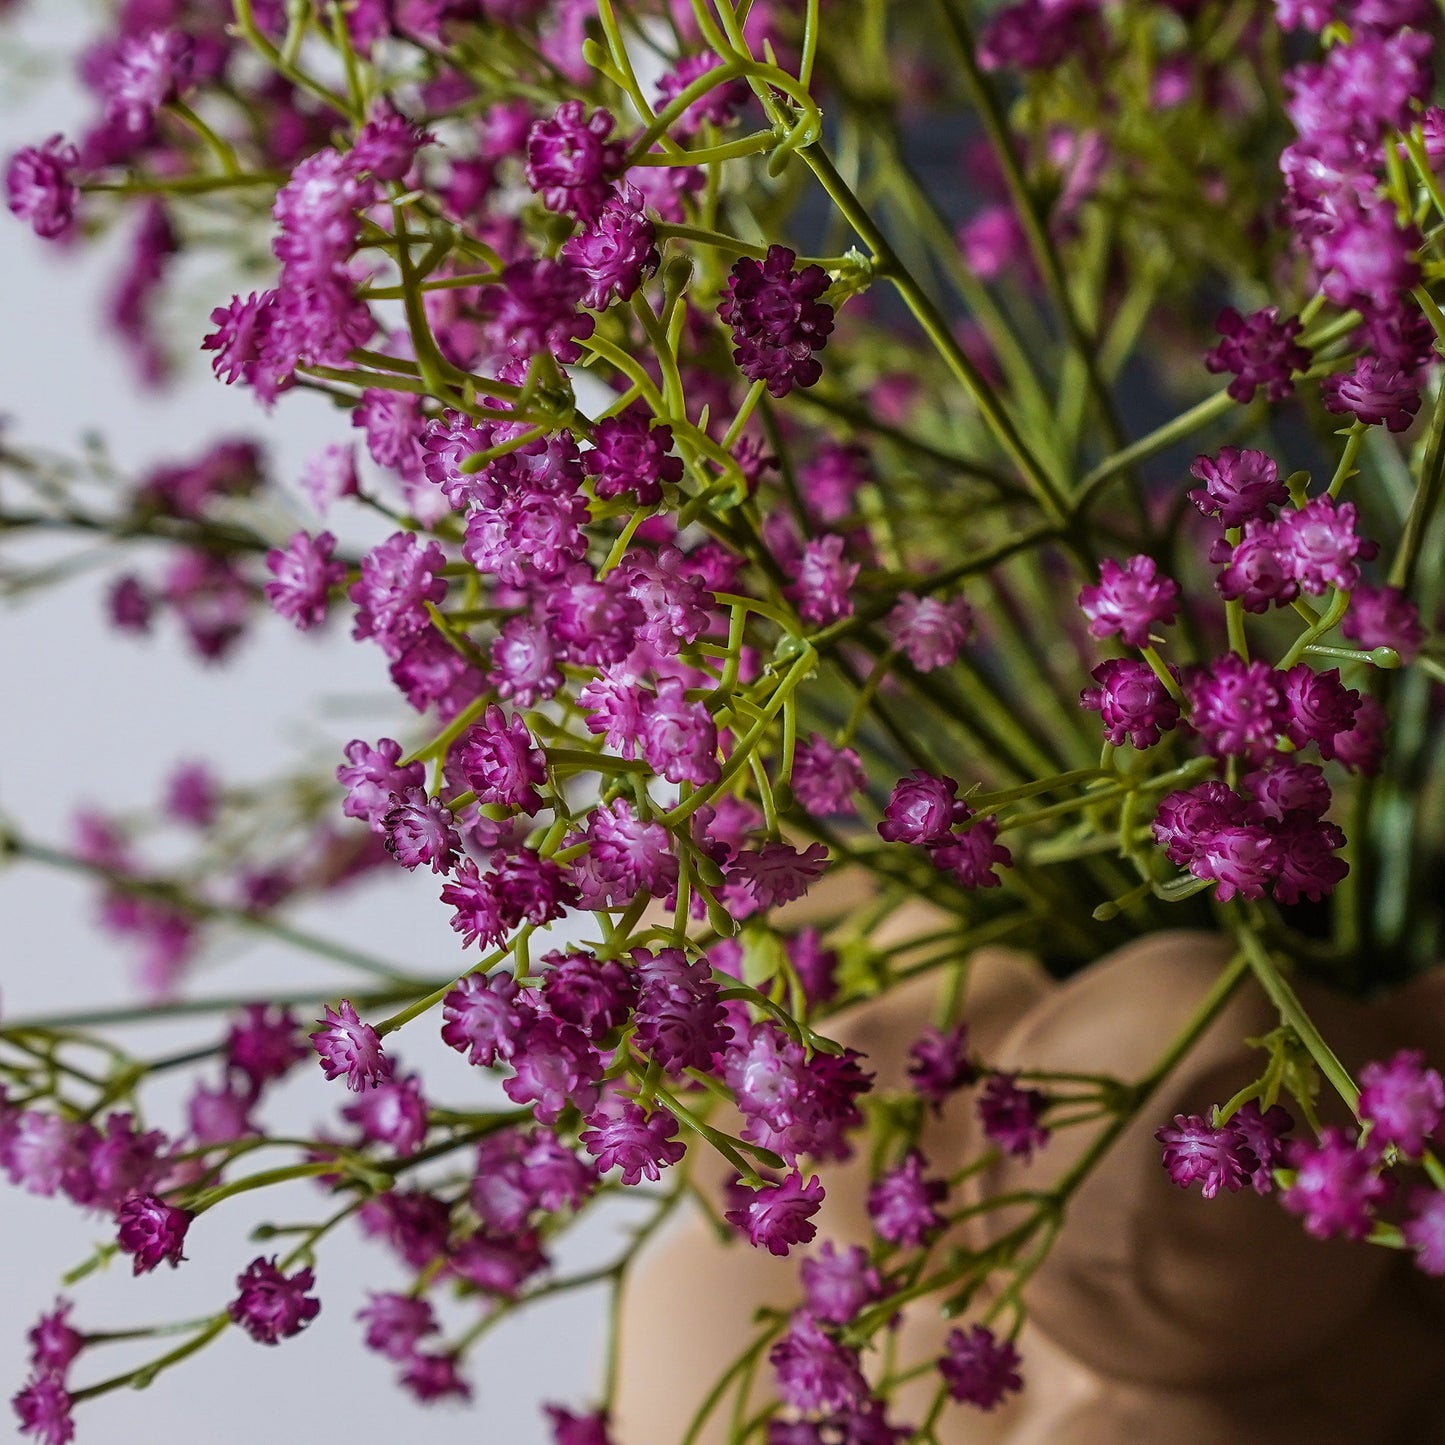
867,1151 -> 948,1246
719,245 -> 835,397
938,1325 -> 1023,1411
1280,1128 -> 1389,1240
310,1000 -> 392,1092
228,1257 -> 321,1344
1188,447 -> 1287,527
6,136 -> 80,239
1080,658 -> 1181,749
978,1075 -> 1050,1161
1203,306 -> 1310,404
1078,555 -> 1179,648
725,1172 -> 826,1256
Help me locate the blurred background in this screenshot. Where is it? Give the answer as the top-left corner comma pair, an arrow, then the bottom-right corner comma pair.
0,3 -> 609,1438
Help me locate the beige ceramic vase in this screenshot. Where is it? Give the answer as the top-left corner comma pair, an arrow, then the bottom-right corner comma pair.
612,926 -> 1445,1444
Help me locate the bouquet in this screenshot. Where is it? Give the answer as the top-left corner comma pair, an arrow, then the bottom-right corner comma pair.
4,0 -> 1445,1439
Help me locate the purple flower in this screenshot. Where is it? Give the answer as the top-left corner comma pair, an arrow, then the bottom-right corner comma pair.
225,1005 -> 306,1094
358,1189 -> 451,1271
581,799 -> 677,904
867,1151 -> 948,1246
932,815 -> 1013,890
439,860 -> 508,950
6,136 -> 80,239
202,290 -> 282,393
344,1071 -> 429,1155
1280,1127 -> 1388,1240
886,593 -> 973,671
1079,657 -> 1181,749
490,615 -> 563,707
978,1075 -> 1050,1161
228,1257 -> 321,1344
488,257 -> 596,363
524,101 -> 621,220
1183,654 -> 1287,764
1322,356 -> 1421,432
12,1370 -> 73,1445
1403,1189 -> 1445,1276
458,705 -> 547,815
719,245 -> 835,397
2,1112 -> 87,1198
503,1015 -> 604,1123
1276,496 -> 1375,595
879,771 -> 964,845
978,0 -> 1096,71
769,1313 -> 869,1413
1342,583 -> 1424,663
358,1292 -> 437,1361
639,678 -> 720,786
449,1229 -> 547,1297
337,738 -> 425,833
1188,447 -> 1287,528
585,407 -> 682,505
726,841 -> 830,911
543,951 -> 637,1039
802,1241 -> 884,1326
401,1352 -> 472,1403
1229,1101 -> 1294,1191
632,947 -> 733,1072
907,1024 -> 976,1112
264,529 -> 346,631
1333,693 -> 1388,776
800,441 -> 872,524
103,28 -> 193,135
491,848 -> 579,929
1281,663 -> 1360,760
1078,555 -> 1179,648
382,786 -> 461,873
581,1101 -> 686,1185
27,1302 -> 83,1375
725,1172 -> 826,1256
791,736 -> 866,816
1243,760 -> 1331,822
1358,1050 -> 1445,1156
546,1406 -> 617,1445
1155,1114 -> 1257,1199
560,183 -> 659,309
348,100 -> 431,181
441,971 -> 525,1066
938,1324 -> 1023,1411
787,535 -> 858,625
116,1195 -> 192,1274
1203,306 -> 1310,404
1211,518 -> 1298,613
272,148 -> 376,274
350,532 -> 448,659
310,1000 -> 392,1091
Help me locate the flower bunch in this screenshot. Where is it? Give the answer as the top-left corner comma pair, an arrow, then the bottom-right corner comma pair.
4,0 -> 1445,1439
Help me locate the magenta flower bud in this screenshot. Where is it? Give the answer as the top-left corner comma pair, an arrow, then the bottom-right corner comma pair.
867,1151 -> 948,1246
639,678 -> 720,786
1275,496 -> 1375,596
263,529 -> 346,631
1358,1050 -> 1445,1156
1242,760 -> 1331,822
561,183 -> 659,310
725,1171 -> 826,1256
580,1101 -> 687,1186
1280,663 -> 1360,760
786,535 -> 858,625
6,136 -> 80,239
801,1242 -> 884,1326
546,1406 -> 618,1445
907,1024 -> 977,1112
931,816 -> 1013,890
524,100 -> 621,221
344,1071 -> 429,1155
116,1194 -> 192,1274
1155,1115 -> 1257,1199
719,245 -> 835,398
584,407 -> 682,506
458,705 -> 547,815
227,1257 -> 321,1345
886,592 -> 973,671
879,771 -> 964,845
310,1000 -> 392,1092
12,1369 -> 73,1445
337,738 -> 425,834
768,1312 -> 869,1413
381,786 -> 461,874
1280,1128 -> 1389,1241
1341,583 -> 1425,662
440,971 -> 525,1067
400,1351 -> 471,1403
1078,554 -> 1179,648
358,1292 -> 437,1361
1203,305 -> 1310,404
938,1324 -> 1023,1411
791,735 -> 866,816
978,1074 -> 1050,1161
1403,1189 -> 1445,1276
1079,657 -> 1180,749
1322,355 -> 1421,432
1188,447 -> 1288,527
1183,654 -> 1288,763
349,531 -> 448,660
